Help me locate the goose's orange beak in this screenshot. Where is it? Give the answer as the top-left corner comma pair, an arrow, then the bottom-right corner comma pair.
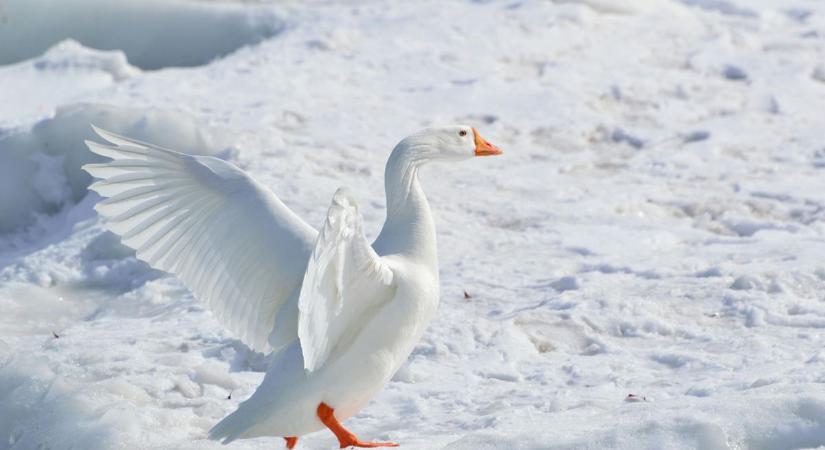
473,128 -> 503,156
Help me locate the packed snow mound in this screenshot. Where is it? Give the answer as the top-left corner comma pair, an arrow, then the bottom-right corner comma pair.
0,40 -> 143,127
31,40 -> 139,82
442,387 -> 825,450
0,103 -> 234,234
0,351 -> 114,450
0,0 -> 284,69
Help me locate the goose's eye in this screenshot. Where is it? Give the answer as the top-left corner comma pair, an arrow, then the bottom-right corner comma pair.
459,130 -> 467,137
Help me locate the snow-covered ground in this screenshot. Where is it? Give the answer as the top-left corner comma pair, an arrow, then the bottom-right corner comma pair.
2,0 -> 825,448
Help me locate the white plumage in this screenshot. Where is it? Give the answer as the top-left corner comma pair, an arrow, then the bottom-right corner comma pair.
298,188 -> 395,372
84,126 -> 315,353
82,124 -> 501,448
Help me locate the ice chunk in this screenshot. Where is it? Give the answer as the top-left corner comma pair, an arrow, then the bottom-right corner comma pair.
0,0 -> 284,70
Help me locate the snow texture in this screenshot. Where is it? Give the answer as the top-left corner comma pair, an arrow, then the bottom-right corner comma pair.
1,0 -> 825,449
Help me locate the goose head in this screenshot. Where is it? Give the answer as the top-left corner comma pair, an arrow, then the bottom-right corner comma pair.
395,125 -> 503,162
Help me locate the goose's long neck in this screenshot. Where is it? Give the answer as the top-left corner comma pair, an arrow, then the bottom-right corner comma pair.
373,147 -> 437,266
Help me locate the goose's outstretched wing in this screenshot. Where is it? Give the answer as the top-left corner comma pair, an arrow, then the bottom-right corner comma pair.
83,126 -> 316,353
298,188 -> 395,372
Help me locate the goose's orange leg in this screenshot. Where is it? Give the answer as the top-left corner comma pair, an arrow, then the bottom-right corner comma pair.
317,402 -> 399,448
284,436 -> 298,449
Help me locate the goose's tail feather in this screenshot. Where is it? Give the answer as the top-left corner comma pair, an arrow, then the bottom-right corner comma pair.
208,408 -> 253,445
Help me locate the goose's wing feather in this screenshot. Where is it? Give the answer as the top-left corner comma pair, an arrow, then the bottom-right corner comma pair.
83,126 -> 316,353
298,188 -> 395,372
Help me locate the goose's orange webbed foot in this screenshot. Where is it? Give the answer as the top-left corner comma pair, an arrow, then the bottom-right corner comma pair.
284,436 -> 299,449
317,402 -> 399,448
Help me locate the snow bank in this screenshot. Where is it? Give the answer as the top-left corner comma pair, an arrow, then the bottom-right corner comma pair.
0,274 -> 268,450
0,103 -> 234,234
0,0 -> 284,69
442,387 -> 825,450
31,40 -> 139,82
0,40 -> 141,127
0,352 -> 114,450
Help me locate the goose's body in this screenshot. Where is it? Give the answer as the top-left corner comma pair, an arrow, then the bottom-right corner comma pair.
214,257 -> 438,440
82,125 -> 501,447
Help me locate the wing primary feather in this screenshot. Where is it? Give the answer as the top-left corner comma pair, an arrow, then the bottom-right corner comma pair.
85,141 -> 162,162
165,201 -> 220,273
137,211 -> 190,262
95,181 -> 189,210
91,126 -> 185,162
124,207 -> 181,253
170,202 -> 221,276
116,200 -> 178,240
151,218 -> 198,270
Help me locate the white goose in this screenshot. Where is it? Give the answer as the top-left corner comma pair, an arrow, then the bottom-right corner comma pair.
82,125 -> 502,448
